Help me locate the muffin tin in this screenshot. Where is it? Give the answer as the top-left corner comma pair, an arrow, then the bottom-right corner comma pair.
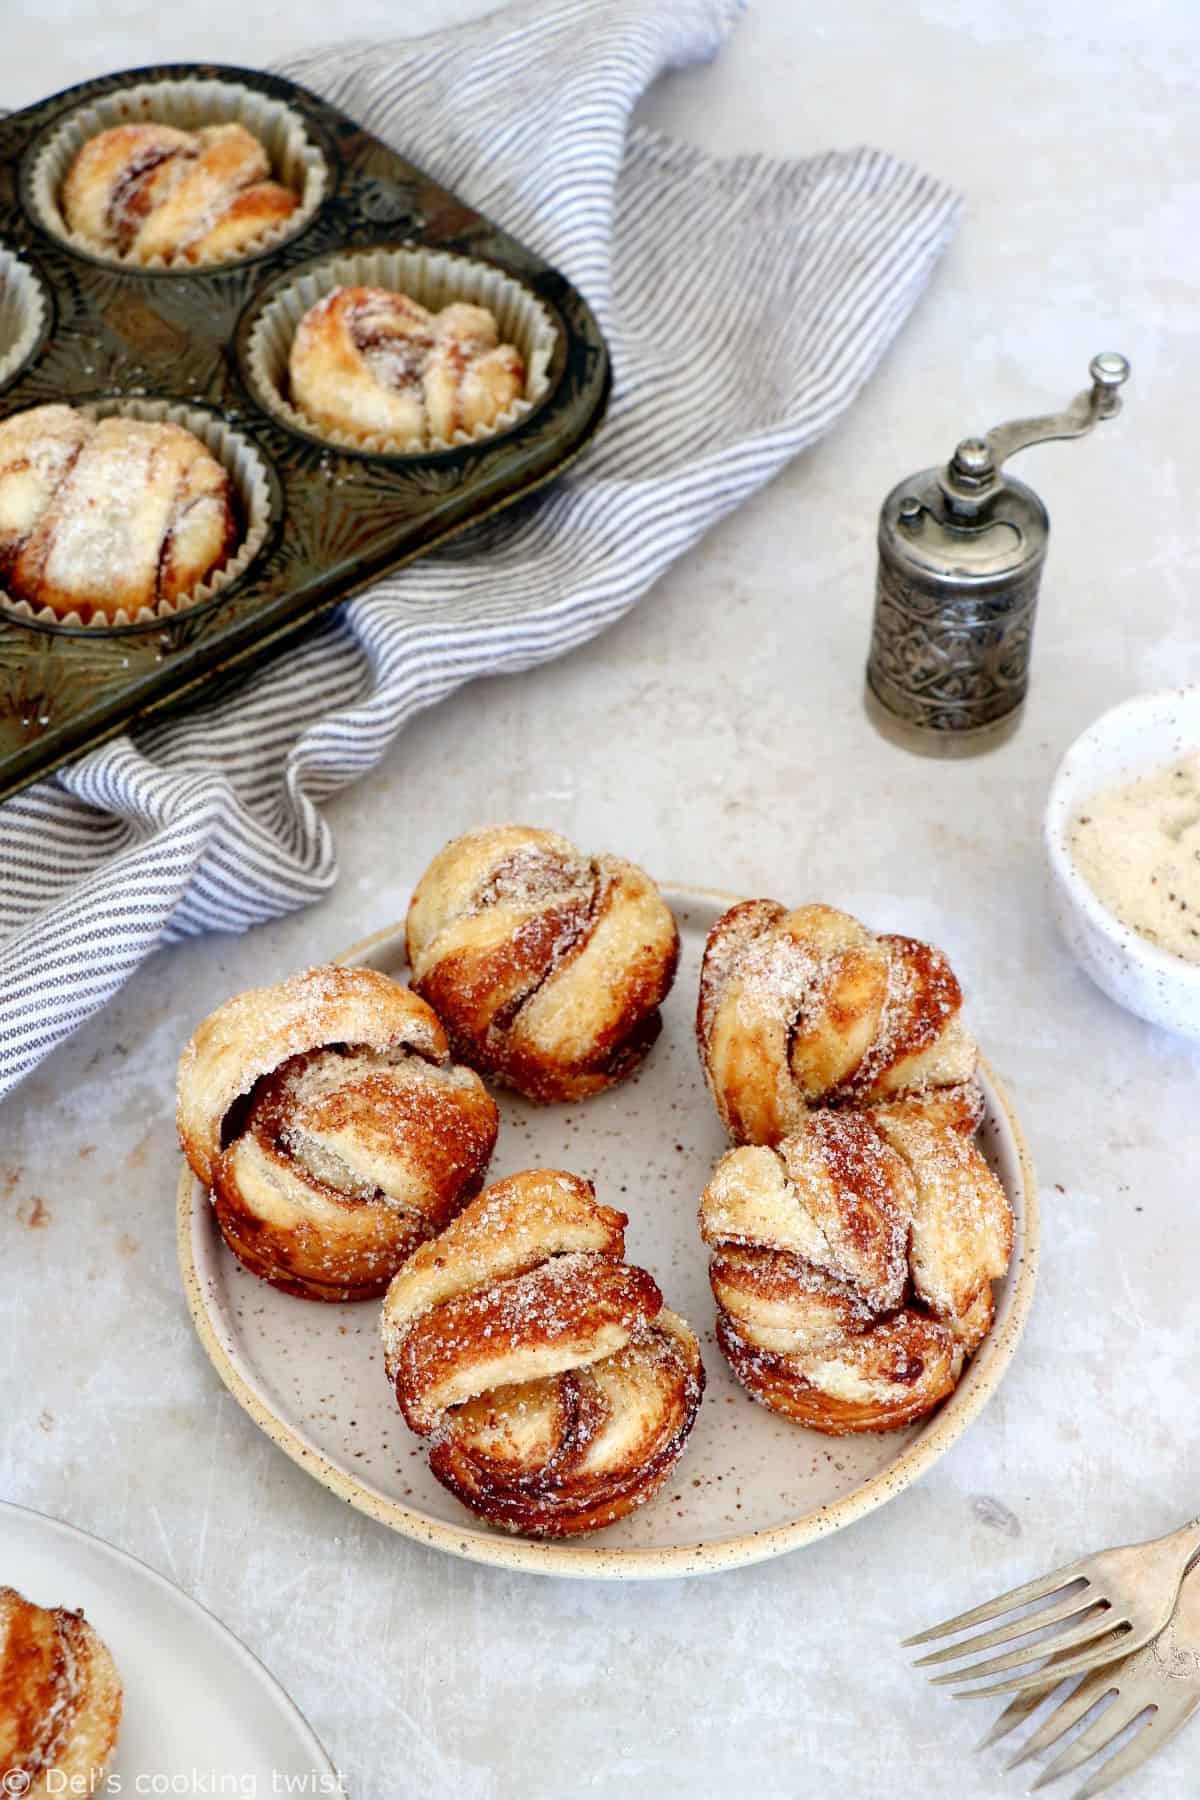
0,63 -> 611,802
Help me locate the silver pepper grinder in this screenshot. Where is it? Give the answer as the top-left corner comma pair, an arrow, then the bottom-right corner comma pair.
864,352 -> 1131,755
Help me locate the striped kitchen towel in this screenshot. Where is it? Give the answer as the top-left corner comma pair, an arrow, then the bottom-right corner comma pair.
0,0 -> 959,1096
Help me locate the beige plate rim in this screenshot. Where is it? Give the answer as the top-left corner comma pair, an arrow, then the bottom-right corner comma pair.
176,884 -> 1041,1581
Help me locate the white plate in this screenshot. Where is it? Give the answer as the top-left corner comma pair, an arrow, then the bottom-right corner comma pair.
0,1500 -> 338,1784
178,886 -> 1038,1580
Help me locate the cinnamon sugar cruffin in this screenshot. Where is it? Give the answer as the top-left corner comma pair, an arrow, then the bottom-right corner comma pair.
697,899 -> 980,1146
177,965 -> 497,1301
0,1586 -> 122,1789
405,825 -> 680,1103
289,286 -> 525,451
700,1104 -> 1012,1435
0,405 -> 238,624
61,121 -> 299,265
382,1170 -> 704,1537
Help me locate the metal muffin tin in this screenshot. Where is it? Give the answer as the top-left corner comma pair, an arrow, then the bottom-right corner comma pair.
0,63 -> 611,803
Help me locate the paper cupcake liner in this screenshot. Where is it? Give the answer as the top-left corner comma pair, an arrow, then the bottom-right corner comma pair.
0,396 -> 274,630
0,246 -> 49,388
244,246 -> 560,456
30,78 -> 328,271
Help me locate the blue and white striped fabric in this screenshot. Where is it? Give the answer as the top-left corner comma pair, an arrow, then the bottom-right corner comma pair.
0,0 -> 959,1096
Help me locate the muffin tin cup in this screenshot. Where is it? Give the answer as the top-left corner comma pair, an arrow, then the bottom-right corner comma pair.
0,397 -> 275,630
244,246 -> 560,456
29,77 -> 328,271
0,61 -> 610,802
0,248 -> 49,389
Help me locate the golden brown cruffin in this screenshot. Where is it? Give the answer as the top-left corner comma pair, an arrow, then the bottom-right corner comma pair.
382,1169 -> 705,1536
177,964 -> 498,1301
697,899 -> 980,1145
700,1107 -> 1012,1434
289,286 -> 525,450
61,121 -> 299,264
405,825 -> 680,1103
0,1586 -> 122,1794
0,405 -> 238,624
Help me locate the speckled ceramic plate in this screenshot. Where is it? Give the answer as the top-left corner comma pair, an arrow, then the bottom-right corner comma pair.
0,1500 -> 338,1781
177,886 -> 1039,1580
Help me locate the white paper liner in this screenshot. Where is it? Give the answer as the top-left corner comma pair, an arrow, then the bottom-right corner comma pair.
31,78 -> 327,271
0,246 -> 48,388
244,246 -> 560,456
0,397 -> 273,629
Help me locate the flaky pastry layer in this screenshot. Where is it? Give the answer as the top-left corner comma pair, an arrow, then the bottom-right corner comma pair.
697,900 -> 979,1145
406,825 -> 680,1103
382,1170 -> 704,1535
178,966 -> 497,1300
700,1105 -> 1011,1435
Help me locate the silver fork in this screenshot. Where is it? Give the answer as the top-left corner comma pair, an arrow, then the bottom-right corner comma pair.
974,1560 -> 1200,1796
903,1517 -> 1200,1699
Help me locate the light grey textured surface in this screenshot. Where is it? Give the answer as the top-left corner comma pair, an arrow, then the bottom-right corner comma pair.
3,3 -> 1198,1797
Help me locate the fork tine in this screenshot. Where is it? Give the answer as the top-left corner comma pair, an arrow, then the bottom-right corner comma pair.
1073,1699 -> 1200,1799
932,1612 -> 1116,1688
1004,1665 -> 1121,1770
915,1593 -> 1103,1668
958,1628 -> 1135,1700
975,1681 -> 1050,1752
1027,1691 -> 1135,1789
982,1627 -> 1132,1755
902,1570 -> 1088,1648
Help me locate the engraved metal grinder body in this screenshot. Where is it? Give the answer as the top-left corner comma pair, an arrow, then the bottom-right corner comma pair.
865,353 -> 1131,754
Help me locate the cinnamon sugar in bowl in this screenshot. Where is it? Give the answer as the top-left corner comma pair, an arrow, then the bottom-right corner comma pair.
1045,687 -> 1200,1040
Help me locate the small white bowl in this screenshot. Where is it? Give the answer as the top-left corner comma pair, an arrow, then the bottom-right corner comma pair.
1044,687 -> 1200,1039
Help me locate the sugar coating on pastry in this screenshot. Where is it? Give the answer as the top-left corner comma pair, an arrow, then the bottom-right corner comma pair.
405,825 -> 680,1103
0,1586 -> 122,1793
177,964 -> 498,1301
697,899 -> 980,1145
0,404 -> 237,623
288,286 -> 526,449
382,1169 -> 705,1535
700,1107 -> 1012,1435
61,121 -> 299,264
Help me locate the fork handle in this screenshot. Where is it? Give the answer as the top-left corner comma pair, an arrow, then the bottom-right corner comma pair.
1169,1535 -> 1200,1635
1156,1515 -> 1200,1576
1183,1520 -> 1200,1578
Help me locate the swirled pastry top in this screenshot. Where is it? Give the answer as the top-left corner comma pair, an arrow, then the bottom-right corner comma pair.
0,405 -> 237,622
61,122 -> 299,264
405,825 -> 680,1102
700,1107 -> 1012,1434
0,1586 -> 122,1793
288,286 -> 526,449
178,963 -> 448,1189
178,965 -> 497,1301
382,1169 -> 704,1535
384,1170 -> 661,1430
697,900 -> 978,1145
